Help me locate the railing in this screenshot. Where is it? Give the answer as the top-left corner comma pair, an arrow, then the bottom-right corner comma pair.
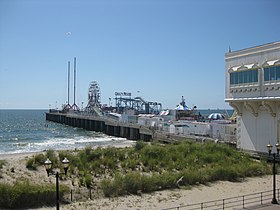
163,189 -> 279,210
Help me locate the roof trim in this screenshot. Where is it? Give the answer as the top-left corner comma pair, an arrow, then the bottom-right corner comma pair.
225,41 -> 280,60
225,96 -> 280,102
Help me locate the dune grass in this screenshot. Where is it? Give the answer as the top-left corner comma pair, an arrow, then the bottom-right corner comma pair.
0,160 -> 6,169
24,141 -> 270,198
0,180 -> 69,209
55,141 -> 269,197
97,141 -> 270,197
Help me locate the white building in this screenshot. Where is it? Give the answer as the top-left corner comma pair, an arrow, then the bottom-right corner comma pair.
138,115 -> 164,127
225,41 -> 280,153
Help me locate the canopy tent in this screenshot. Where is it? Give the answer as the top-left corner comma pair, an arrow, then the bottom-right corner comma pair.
208,113 -> 225,120
175,105 -> 189,110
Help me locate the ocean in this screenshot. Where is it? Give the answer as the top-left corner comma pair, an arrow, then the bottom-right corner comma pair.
0,109 -> 234,155
0,110 -> 134,154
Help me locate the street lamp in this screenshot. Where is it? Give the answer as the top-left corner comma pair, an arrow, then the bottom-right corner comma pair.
44,157 -> 70,210
267,143 -> 280,204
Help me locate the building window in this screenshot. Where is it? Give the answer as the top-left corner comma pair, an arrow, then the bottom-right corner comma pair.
230,69 -> 258,85
264,66 -> 280,82
277,66 -> 280,80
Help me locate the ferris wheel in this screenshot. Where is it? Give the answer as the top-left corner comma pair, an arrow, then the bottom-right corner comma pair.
86,81 -> 101,109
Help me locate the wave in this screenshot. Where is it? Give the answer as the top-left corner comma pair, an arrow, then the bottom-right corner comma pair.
0,110 -> 135,154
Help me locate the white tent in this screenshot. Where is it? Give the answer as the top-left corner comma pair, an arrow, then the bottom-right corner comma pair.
208,113 -> 225,120
175,105 -> 189,110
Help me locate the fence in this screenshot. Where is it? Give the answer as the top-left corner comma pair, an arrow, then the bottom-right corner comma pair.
162,188 -> 280,210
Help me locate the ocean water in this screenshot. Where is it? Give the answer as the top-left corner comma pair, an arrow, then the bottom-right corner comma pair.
0,109 -> 234,155
0,110 -> 134,154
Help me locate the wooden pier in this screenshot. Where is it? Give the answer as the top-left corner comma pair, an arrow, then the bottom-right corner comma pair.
46,112 -> 153,141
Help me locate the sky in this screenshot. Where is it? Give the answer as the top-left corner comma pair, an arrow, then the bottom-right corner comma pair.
0,0 -> 280,110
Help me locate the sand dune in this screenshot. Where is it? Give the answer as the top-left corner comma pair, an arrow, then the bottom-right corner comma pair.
0,152 -> 278,210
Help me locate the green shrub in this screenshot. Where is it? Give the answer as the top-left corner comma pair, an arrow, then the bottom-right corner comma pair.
101,174 -> 125,197
26,158 -> 38,170
0,180 -> 69,209
58,150 -> 73,161
89,149 -> 102,161
100,179 -> 112,197
26,141 -> 269,198
34,154 -> 46,165
46,149 -> 58,165
123,172 -> 142,194
141,175 -> 157,192
26,153 -> 48,170
117,150 -> 126,161
208,165 -> 240,181
79,174 -> 93,188
0,160 -> 6,169
101,156 -> 117,170
99,142 -> 270,197
124,159 -> 138,170
244,161 -> 270,177
155,172 -> 177,189
135,141 -> 146,151
179,169 -> 200,185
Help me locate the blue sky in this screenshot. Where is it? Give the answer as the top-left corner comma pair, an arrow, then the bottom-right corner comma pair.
0,0 -> 279,109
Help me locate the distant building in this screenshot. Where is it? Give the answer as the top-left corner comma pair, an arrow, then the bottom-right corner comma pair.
225,41 -> 280,153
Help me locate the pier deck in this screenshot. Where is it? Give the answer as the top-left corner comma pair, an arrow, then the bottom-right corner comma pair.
46,112 -> 153,141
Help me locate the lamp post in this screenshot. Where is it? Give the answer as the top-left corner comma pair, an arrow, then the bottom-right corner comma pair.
44,157 -> 70,210
267,143 -> 280,204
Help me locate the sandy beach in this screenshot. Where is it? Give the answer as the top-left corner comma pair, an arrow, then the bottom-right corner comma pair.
36,176 -> 276,210
0,152 -> 278,210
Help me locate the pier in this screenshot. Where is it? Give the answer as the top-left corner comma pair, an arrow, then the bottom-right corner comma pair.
46,112 -> 153,141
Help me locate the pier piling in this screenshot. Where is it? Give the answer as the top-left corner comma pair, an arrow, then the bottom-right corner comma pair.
46,112 -> 152,141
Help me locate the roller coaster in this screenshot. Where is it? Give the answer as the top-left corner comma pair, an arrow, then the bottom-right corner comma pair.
114,92 -> 162,114
83,83 -> 162,116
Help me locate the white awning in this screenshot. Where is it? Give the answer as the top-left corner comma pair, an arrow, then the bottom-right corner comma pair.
244,63 -> 258,69
229,63 -> 258,72
231,66 -> 241,72
263,59 -> 279,67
